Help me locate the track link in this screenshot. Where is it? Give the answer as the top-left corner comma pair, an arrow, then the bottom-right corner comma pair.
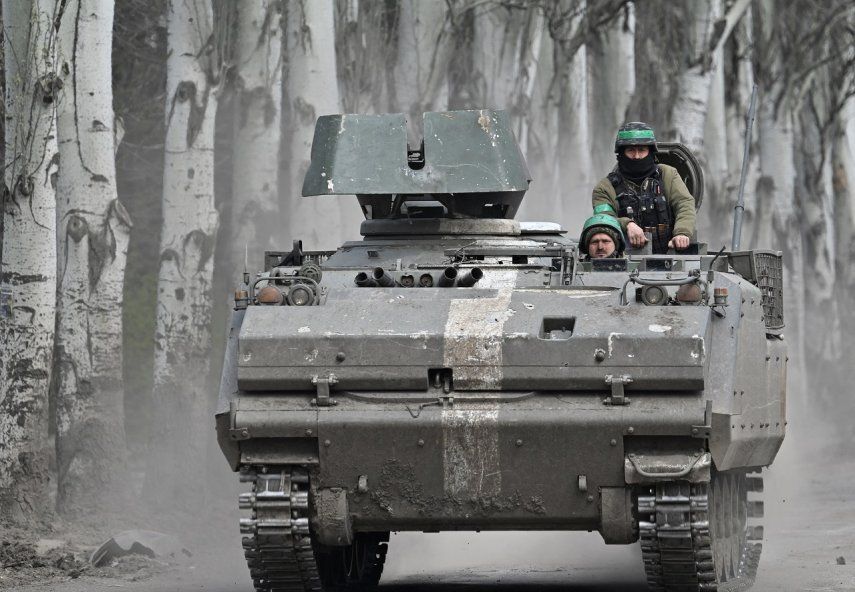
239,467 -> 323,592
638,471 -> 763,592
239,466 -> 389,592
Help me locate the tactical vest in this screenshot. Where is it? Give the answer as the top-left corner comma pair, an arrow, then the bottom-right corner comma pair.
608,167 -> 673,254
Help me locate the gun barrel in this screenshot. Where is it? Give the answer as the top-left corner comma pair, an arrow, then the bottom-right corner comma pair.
372,267 -> 396,287
456,267 -> 484,287
437,267 -> 458,287
354,272 -> 378,287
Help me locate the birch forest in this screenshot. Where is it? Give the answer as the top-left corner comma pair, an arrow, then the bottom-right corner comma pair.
0,0 -> 854,534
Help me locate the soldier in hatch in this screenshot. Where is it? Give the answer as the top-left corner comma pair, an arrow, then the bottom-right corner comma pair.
591,122 -> 696,253
579,214 -> 626,259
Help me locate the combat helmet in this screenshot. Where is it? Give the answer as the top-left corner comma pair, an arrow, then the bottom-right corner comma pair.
614,121 -> 657,153
580,210 -> 626,256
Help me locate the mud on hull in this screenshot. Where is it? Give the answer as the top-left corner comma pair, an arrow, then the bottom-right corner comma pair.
219,392 -> 724,539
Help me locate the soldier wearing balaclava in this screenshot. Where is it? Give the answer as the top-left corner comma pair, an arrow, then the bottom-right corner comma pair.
591,122 -> 696,254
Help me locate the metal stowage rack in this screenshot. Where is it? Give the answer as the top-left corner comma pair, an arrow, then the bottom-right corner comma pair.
728,250 -> 784,332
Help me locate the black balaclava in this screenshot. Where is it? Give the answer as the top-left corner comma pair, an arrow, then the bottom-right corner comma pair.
617,150 -> 656,182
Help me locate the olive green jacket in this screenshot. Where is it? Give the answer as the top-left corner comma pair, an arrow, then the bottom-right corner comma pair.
591,164 -> 696,239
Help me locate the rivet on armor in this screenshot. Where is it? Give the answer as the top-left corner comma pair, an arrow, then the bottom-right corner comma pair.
609,439 -> 617,446
417,439 -> 425,447
324,439 -> 331,447
335,351 -> 346,362
515,439 -> 524,447
586,495 -> 594,503
305,429 -> 313,437
627,426 -> 634,434
594,348 -> 606,362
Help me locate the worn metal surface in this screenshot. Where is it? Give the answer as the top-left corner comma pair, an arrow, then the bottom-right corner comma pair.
600,487 -> 636,544
239,468 -> 322,591
655,142 -> 705,209
638,471 -> 764,591
234,394 -> 703,531
312,487 -> 353,546
218,110 -> 787,592
302,110 -> 530,197
236,283 -> 710,393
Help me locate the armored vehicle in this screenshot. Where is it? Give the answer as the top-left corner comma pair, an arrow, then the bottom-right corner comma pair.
216,110 -> 786,592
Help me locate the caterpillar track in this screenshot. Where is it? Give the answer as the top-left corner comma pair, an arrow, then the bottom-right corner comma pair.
638,471 -> 764,592
219,112 -> 787,592
238,466 -> 388,592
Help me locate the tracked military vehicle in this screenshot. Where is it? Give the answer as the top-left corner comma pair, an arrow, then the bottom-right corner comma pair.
216,109 -> 787,592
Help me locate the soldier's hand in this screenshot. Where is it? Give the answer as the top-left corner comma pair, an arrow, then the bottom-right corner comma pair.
626,222 -> 647,248
669,234 -> 690,250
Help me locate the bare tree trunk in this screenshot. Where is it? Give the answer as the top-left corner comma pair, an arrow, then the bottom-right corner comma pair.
752,0 -> 806,409
283,0 -> 360,250
627,1 -> 680,130
836,100 -> 855,284
144,0 -> 221,510
703,44 -> 728,185
552,32 -> 591,221
335,0 -> 398,114
669,0 -> 723,152
0,0 -> 59,525
462,3 -> 544,156
392,1 -> 453,140
54,0 -> 131,517
791,3 -> 855,416
587,3 -> 634,175
703,15 -> 760,247
834,100 -> 855,354
696,37 -> 729,245
520,25 -> 556,223
230,0 -> 282,273
532,1 -> 591,230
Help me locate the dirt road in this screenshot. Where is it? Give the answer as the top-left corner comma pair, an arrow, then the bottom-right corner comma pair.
5,438 -> 854,592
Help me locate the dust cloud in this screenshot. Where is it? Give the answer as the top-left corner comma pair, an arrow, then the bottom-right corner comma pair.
383,531 -> 644,586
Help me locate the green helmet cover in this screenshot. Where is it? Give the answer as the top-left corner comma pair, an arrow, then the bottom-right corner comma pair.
580,213 -> 626,254
614,121 -> 657,153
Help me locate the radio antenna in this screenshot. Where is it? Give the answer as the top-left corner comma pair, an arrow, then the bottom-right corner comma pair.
731,84 -> 758,251
243,244 -> 250,286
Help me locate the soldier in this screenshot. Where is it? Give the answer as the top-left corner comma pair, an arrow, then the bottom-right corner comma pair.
591,122 -> 696,253
579,214 -> 626,259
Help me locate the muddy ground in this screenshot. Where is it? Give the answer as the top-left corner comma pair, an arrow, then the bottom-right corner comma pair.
2,434 -> 853,591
